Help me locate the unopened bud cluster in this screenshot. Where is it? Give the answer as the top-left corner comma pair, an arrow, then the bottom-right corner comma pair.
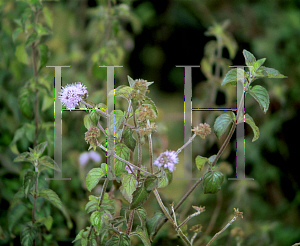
130,79 -> 148,101
139,122 -> 157,136
137,104 -> 156,123
85,126 -> 100,150
192,123 -> 211,139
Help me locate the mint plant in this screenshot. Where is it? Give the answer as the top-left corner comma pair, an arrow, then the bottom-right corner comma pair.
60,50 -> 286,245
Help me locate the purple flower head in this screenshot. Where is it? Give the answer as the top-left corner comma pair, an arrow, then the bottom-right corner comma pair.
59,82 -> 88,111
89,150 -> 101,162
79,152 -> 90,166
125,165 -> 132,174
154,150 -> 179,173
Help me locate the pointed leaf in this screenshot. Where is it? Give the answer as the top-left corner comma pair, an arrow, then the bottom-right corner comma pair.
122,128 -> 136,152
128,75 -> 135,87
35,216 -> 53,231
221,68 -> 246,86
253,58 -> 266,71
18,87 -> 34,119
131,226 -> 151,246
13,152 -> 31,162
20,224 -> 38,246
114,143 -> 130,176
130,185 -> 151,210
248,85 -> 270,113
243,49 -> 256,66
202,171 -> 224,194
146,211 -> 165,241
257,66 -> 287,79
144,175 -> 158,191
39,156 -> 60,171
23,170 -> 36,198
120,173 -> 137,203
90,211 -> 104,230
86,167 -> 106,192
15,44 -> 29,64
136,207 -> 147,227
214,113 -> 233,139
110,85 -> 133,101
34,142 -> 47,157
38,44 -> 49,70
195,156 -> 208,171
245,114 -> 259,142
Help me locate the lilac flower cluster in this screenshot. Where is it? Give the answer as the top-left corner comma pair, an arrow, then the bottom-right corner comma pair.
59,82 -> 88,110
79,150 -> 101,166
154,150 -> 179,172
125,165 -> 132,174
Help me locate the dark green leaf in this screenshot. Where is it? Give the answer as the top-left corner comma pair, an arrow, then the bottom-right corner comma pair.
85,200 -> 98,214
131,226 -> 151,246
72,229 -> 84,243
253,58 -> 266,71
120,173 -> 137,203
105,234 -> 131,246
13,152 -> 31,162
109,216 -> 126,227
114,143 -> 130,176
257,66 -> 287,79
146,211 -> 165,241
214,113 -> 233,139
38,44 -> 49,71
130,184 -> 151,210
86,167 -> 106,192
39,156 -> 60,171
221,68 -> 245,86
90,211 -> 104,230
8,202 -> 27,232
35,216 -> 53,230
248,85 -> 269,113
144,175 -> 158,191
122,128 -> 136,152
20,224 -> 38,246
34,142 -> 47,157
202,171 -> 224,194
12,27 -> 22,43
18,87 -> 34,119
23,170 -> 36,198
136,207 -> 147,227
25,32 -> 38,46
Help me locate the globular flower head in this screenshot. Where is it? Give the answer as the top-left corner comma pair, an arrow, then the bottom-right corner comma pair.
154,150 -> 179,173
125,165 -> 132,174
59,82 -> 88,110
192,123 -> 211,139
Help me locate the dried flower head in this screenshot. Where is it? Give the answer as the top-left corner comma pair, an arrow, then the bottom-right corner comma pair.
233,208 -> 243,219
131,78 -> 148,100
139,122 -> 157,136
137,104 -> 156,123
192,123 -> 211,139
154,150 -> 179,172
190,224 -> 202,233
59,82 -> 88,110
85,126 -> 100,150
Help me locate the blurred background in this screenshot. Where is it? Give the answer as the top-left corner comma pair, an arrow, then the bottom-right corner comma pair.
1,0 -> 300,245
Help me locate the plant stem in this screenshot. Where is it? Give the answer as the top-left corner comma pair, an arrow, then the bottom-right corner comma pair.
132,107 -> 141,181
176,134 -> 197,154
87,178 -> 109,243
126,209 -> 135,235
147,120 -> 153,173
32,170 -> 39,246
206,216 -> 237,246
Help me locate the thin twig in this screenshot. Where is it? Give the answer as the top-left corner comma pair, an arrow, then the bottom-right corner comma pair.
176,134 -> 197,154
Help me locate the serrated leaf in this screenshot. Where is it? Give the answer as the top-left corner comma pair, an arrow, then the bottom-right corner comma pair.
34,142 -> 47,157
114,143 -> 130,176
157,168 -> 169,188
243,49 -> 256,66
195,156 -> 208,171
244,114 -> 260,142
122,128 -> 136,152
38,44 -> 49,70
202,171 -> 224,194
120,173 -> 137,203
72,229 -> 84,243
20,224 -> 38,246
248,85 -> 270,113
86,167 -> 106,192
136,207 -> 147,227
13,152 -> 31,162
142,96 -> 158,118
257,66 -> 287,79
110,85 -> 133,101
105,234 -> 131,246
131,226 -> 151,246
144,175 -> 158,191
15,44 -> 29,64
109,216 -> 126,227
89,110 -> 100,126
18,87 -> 34,119
214,113 -> 233,139
253,58 -> 266,71
85,200 -> 98,213
23,170 -> 36,198
221,68 -> 245,86
39,156 -> 60,171
146,211 -> 165,241
90,211 -> 104,230
130,184 -> 151,210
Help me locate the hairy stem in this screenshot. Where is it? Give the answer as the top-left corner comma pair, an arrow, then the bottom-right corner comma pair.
126,209 -> 135,235
32,170 -> 39,246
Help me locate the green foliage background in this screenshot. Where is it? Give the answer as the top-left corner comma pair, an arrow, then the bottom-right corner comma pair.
1,0 -> 300,245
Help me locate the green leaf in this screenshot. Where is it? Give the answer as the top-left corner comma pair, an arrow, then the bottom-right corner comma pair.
84,114 -> 93,130
10,125 -> 27,147
85,200 -> 98,213
146,211 -> 165,241
105,234 -> 131,246
131,226 -> 151,246
18,87 -> 34,119
248,85 -> 270,113
35,216 -> 53,231
90,211 -> 104,230
25,32 -> 38,46
108,110 -> 125,136
23,170 -> 36,198
142,96 -> 158,118
34,142 -> 47,157
72,229 -> 84,243
253,58 -> 266,71
13,152 -> 30,162
120,173 -> 137,203
86,167 -> 106,192
12,27 -> 22,43
243,49 -> 256,66
8,202 -> 27,232
244,114 -> 260,142
214,113 -> 233,139
114,143 -> 130,176
195,156 -> 208,171
257,66 -> 287,79
24,123 -> 35,142
110,85 -> 133,101
144,175 -> 158,191
15,44 -> 29,64
157,168 -> 169,188
128,75 -> 135,87
38,44 -> 49,70
109,216 -> 126,227
20,224 -> 38,246
89,110 -> 100,126
136,207 -> 147,227
42,6 -> 53,29
122,128 -> 136,152
221,68 -> 245,86
130,184 -> 151,210
39,156 -> 60,171
202,171 -> 224,194
208,155 -> 217,165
